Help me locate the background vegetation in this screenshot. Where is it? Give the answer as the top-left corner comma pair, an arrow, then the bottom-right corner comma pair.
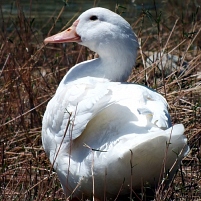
0,0 -> 201,200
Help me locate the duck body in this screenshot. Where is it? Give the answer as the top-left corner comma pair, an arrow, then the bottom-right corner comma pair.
42,7 -> 188,200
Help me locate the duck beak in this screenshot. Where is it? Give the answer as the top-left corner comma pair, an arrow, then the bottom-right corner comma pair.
44,20 -> 81,44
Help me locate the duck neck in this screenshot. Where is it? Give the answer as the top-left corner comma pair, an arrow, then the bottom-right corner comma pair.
63,41 -> 138,83
98,45 -> 137,82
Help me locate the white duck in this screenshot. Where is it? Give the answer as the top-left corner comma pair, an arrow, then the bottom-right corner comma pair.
42,7 -> 188,200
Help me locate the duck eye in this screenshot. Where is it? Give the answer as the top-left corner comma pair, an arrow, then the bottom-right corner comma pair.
90,15 -> 98,21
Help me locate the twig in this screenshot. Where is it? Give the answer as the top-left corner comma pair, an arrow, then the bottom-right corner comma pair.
0,53 -> 10,77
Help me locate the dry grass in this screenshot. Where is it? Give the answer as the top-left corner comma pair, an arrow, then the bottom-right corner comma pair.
0,0 -> 201,200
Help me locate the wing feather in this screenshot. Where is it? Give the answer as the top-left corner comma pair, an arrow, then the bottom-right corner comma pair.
42,78 -> 171,149
43,78 -> 114,145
